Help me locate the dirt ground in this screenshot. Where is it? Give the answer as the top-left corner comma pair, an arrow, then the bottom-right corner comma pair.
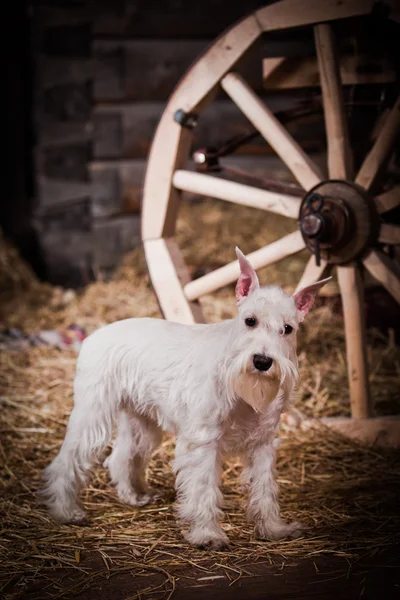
21,549 -> 400,600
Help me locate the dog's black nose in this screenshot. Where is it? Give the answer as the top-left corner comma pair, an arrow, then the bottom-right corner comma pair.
253,354 -> 273,372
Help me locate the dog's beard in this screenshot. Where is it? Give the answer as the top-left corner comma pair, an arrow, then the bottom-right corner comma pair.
233,372 -> 281,412
225,354 -> 298,413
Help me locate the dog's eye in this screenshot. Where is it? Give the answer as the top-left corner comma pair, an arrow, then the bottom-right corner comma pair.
245,317 -> 257,327
284,324 -> 293,335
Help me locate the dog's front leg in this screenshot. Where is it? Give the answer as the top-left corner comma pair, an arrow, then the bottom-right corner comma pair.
174,437 -> 228,550
245,442 -> 304,540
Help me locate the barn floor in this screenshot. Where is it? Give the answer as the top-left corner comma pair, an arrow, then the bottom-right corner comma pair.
20,548 -> 400,600
1,200 -> 400,600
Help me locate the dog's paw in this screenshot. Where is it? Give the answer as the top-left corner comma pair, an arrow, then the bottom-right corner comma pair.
117,487 -> 160,507
68,507 -> 88,524
255,519 -> 305,541
186,528 -> 229,551
49,506 -> 87,525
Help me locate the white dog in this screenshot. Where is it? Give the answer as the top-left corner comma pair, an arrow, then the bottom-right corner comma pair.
41,248 -> 330,549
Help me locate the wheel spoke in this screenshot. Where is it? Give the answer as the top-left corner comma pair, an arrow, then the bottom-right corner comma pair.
173,170 -> 301,218
371,108 -> 390,142
337,265 -> 371,418
379,224 -> 400,245
220,72 -> 323,190
363,250 -> 400,304
184,231 -> 305,301
375,187 -> 400,214
314,23 -> 353,179
295,256 -> 330,293
355,97 -> 400,192
144,238 -> 205,323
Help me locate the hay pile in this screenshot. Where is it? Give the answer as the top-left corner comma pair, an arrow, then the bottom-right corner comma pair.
1,201 -> 400,599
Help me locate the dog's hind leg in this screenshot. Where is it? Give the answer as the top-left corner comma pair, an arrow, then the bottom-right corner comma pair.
104,408 -> 162,506
41,377 -> 117,524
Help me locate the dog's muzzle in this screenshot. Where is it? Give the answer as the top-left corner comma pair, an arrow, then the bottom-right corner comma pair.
253,354 -> 273,372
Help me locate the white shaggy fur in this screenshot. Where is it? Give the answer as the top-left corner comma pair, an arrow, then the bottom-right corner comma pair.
41,247 -> 330,549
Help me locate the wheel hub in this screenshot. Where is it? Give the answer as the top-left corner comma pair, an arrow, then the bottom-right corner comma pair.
299,180 -> 379,265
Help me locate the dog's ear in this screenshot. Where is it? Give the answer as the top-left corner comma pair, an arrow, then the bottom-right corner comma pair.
293,277 -> 332,321
235,247 -> 259,304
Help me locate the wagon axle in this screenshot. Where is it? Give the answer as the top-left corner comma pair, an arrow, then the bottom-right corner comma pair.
299,181 -> 379,267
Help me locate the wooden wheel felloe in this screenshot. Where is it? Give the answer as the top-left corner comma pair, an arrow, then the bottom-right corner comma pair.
142,0 -> 400,425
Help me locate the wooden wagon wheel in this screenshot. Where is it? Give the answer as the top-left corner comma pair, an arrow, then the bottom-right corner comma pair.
142,0 -> 400,433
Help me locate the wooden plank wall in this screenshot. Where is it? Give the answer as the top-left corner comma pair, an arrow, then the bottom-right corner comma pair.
32,0 -> 288,285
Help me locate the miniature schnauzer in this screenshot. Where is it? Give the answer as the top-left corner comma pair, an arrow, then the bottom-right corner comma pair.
41,247 -> 330,549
